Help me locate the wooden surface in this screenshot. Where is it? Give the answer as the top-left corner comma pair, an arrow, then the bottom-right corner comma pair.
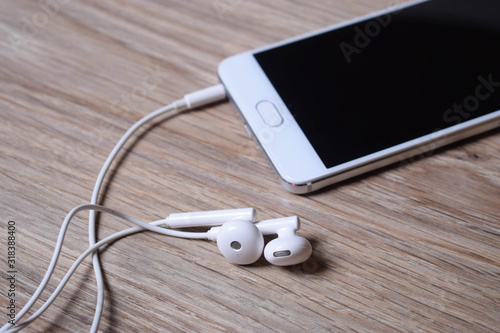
1,0 -> 499,332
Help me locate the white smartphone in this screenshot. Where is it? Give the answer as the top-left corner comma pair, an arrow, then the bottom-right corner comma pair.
218,0 -> 500,194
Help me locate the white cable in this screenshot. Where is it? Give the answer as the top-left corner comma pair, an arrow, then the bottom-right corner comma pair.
0,84 -> 227,332
87,84 -> 226,332
88,102 -> 179,332
2,204 -> 208,333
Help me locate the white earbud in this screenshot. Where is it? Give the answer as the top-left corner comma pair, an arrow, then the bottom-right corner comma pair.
213,219 -> 264,265
165,208 -> 312,266
256,216 -> 312,266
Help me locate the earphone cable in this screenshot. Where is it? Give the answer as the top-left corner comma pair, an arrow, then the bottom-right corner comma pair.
0,84 -> 227,332
2,204 -> 209,333
88,102 -> 180,333
87,84 -> 226,332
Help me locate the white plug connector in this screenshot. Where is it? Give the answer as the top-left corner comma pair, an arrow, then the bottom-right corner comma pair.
174,84 -> 227,110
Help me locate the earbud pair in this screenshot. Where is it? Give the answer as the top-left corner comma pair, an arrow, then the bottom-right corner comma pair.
165,208 -> 312,266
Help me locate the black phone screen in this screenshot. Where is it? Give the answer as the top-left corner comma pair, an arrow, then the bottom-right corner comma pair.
254,0 -> 500,169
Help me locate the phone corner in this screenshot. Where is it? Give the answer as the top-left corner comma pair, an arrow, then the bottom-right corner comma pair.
275,173 -> 314,194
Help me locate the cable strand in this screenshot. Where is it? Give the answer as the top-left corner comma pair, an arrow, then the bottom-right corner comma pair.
0,84 -> 227,332
0,204 -> 208,333
87,102 -> 184,332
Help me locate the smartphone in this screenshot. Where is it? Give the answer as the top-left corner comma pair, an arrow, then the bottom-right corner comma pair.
218,0 -> 500,194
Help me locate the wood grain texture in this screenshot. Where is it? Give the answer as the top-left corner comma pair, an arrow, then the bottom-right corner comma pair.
0,0 -> 499,332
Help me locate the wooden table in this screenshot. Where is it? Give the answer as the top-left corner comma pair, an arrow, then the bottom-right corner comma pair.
1,0 -> 499,332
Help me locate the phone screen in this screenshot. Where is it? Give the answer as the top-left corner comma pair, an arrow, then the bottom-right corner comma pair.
254,0 -> 500,169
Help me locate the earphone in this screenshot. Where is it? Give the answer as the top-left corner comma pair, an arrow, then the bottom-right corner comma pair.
0,84 -> 313,333
165,208 -> 312,265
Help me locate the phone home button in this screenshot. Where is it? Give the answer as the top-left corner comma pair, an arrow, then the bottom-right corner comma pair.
256,101 -> 283,127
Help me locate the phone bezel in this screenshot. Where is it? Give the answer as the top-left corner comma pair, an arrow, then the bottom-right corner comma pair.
218,0 -> 500,193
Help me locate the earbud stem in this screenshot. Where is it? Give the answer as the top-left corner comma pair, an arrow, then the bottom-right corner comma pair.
255,216 -> 300,236
165,208 -> 256,228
